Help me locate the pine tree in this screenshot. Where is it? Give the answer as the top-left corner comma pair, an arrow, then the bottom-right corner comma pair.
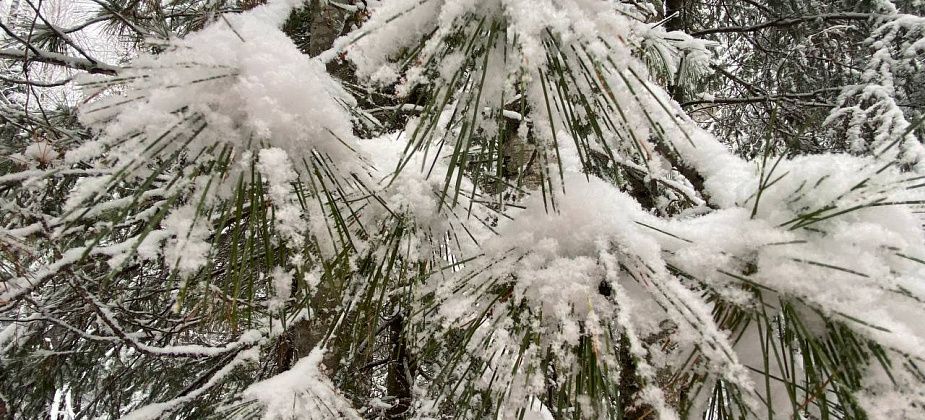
1,1 -> 925,419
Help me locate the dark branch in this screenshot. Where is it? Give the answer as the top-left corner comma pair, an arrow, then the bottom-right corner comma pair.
681,87 -> 843,108
691,13 -> 881,37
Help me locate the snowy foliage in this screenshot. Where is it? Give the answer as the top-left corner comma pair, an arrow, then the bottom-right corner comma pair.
1,0 -> 925,419
827,13 -> 925,166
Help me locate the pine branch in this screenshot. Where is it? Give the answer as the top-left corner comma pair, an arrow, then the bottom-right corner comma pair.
690,12 -> 881,37
681,87 -> 843,108
0,48 -> 119,75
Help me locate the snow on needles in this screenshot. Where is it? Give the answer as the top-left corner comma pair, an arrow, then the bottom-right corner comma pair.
241,348 -> 362,420
5,0 -> 925,418
73,0 -> 356,168
340,0 -> 925,416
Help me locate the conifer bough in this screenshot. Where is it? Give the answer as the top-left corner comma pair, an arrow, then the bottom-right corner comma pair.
1,0 -> 924,419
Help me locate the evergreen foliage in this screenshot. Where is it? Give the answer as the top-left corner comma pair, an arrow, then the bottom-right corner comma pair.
1,1 -> 924,419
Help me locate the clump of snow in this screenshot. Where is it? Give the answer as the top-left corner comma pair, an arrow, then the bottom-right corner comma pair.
123,347 -> 260,420
360,133 -> 444,226
242,347 -> 362,419
76,0 -> 357,170
357,131 -> 493,260
257,148 -> 305,248
161,205 -> 212,277
856,361 -> 925,420
62,175 -> 110,213
267,266 -> 293,311
17,140 -> 60,167
342,0 -> 443,84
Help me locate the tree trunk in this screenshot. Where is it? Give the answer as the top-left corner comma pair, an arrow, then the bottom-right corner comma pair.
664,0 -> 687,102
306,0 -> 349,57
386,315 -> 414,418
664,0 -> 686,32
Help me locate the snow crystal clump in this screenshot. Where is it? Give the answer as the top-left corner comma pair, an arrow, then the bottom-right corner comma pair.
74,1 -> 356,168
242,348 -> 362,419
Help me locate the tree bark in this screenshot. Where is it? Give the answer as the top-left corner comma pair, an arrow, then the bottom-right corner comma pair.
386,315 -> 414,418
664,0 -> 686,102
306,0 -> 349,57
664,0 -> 686,32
